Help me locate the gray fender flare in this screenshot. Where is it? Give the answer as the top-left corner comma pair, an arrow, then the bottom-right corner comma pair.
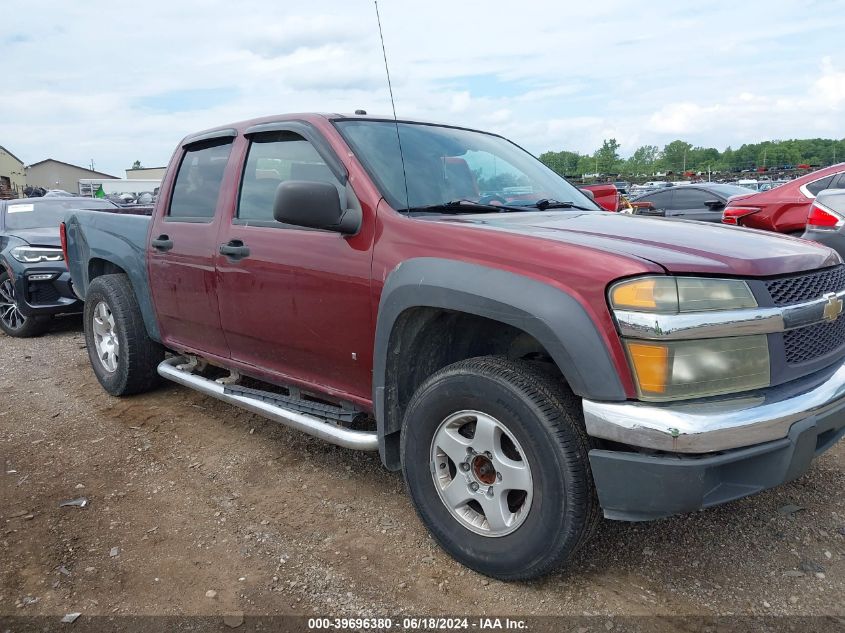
373,257 -> 625,467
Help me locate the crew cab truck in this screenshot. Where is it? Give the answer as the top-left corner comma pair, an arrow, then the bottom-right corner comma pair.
64,113 -> 845,580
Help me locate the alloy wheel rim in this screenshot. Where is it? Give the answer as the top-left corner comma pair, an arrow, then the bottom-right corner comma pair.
92,301 -> 119,373
430,410 -> 533,537
0,278 -> 26,330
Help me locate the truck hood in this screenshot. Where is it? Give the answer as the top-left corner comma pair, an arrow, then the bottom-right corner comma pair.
4,227 -> 61,247
435,211 -> 840,276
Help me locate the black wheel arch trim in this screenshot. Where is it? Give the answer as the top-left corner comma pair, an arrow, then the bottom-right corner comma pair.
373,257 -> 626,467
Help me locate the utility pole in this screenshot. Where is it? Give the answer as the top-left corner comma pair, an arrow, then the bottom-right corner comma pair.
90,159 -> 95,172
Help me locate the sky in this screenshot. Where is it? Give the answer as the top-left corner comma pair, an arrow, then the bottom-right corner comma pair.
2,0 -> 844,177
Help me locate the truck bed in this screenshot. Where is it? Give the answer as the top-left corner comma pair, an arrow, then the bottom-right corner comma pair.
63,209 -> 160,341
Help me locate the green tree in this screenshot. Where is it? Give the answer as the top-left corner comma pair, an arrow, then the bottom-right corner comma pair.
132,160 -> 142,169
625,145 -> 659,175
538,150 -> 582,176
662,140 -> 694,173
595,138 -> 621,175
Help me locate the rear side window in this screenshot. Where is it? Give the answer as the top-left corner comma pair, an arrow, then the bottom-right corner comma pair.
238,132 -> 342,223
806,175 -> 834,196
169,140 -> 233,220
832,172 -> 845,189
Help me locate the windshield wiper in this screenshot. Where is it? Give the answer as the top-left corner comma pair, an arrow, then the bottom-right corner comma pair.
529,199 -> 597,211
403,200 -> 528,214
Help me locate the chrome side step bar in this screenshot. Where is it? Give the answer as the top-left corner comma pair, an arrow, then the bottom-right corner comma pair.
157,357 -> 378,451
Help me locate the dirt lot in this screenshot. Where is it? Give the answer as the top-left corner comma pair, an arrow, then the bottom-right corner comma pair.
2,318 -> 845,621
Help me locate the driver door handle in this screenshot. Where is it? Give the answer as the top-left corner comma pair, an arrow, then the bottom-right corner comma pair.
151,235 -> 173,251
219,239 -> 250,260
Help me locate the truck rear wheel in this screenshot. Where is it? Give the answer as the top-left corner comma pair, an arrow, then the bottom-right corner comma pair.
84,274 -> 164,396
401,356 -> 600,580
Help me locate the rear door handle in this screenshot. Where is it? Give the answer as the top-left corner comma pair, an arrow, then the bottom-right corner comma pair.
151,235 -> 173,251
219,240 -> 250,260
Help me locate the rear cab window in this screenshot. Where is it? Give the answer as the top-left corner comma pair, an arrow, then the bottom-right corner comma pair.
168,139 -> 233,221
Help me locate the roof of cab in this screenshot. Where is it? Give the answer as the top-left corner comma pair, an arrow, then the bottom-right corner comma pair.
177,112 -> 500,146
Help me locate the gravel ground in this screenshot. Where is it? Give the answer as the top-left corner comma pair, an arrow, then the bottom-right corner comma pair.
2,318 -> 845,621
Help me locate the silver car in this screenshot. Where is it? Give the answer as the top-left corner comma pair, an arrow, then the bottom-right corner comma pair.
802,189 -> 845,259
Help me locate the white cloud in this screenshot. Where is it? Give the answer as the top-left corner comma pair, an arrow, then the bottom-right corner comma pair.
0,0 -> 843,175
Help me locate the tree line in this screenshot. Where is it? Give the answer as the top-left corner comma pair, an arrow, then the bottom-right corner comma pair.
539,137 -> 845,179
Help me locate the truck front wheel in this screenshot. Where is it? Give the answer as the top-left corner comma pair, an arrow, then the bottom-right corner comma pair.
401,356 -> 599,580
84,274 -> 164,396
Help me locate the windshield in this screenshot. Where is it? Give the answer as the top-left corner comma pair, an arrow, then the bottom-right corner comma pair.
4,198 -> 117,231
334,120 -> 600,212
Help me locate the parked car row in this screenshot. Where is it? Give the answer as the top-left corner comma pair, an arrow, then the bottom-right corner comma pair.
4,114 -> 845,583
626,182 -> 752,222
0,197 -> 119,336
596,162 -> 845,259
722,163 -> 845,234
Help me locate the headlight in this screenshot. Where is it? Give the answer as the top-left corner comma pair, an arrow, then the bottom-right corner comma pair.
624,336 -> 770,401
610,276 -> 769,401
610,276 -> 757,313
10,246 -> 64,263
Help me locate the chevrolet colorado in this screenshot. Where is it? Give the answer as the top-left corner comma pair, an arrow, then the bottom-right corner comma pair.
63,113 -> 845,580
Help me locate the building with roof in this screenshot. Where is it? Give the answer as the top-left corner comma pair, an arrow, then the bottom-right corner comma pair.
25,158 -> 117,192
0,145 -> 26,198
126,166 -> 167,180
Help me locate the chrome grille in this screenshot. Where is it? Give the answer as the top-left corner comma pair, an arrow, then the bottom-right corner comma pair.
766,265 -> 845,306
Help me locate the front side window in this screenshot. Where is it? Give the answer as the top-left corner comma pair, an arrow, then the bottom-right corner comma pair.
672,188 -> 711,209
238,132 -> 342,222
643,190 -> 673,207
169,140 -> 233,220
335,120 -> 598,212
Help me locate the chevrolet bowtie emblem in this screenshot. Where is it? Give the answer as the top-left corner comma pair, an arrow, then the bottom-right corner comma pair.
822,292 -> 844,322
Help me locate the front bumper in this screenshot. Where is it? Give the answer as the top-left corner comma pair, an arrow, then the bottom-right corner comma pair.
584,358 -> 845,520
583,358 -> 845,453
9,263 -> 81,317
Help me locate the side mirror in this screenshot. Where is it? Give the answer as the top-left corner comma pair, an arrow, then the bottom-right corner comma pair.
580,189 -> 595,201
273,180 -> 360,234
704,199 -> 725,210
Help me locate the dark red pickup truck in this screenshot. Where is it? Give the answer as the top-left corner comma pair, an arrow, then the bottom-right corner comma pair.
64,113 -> 845,580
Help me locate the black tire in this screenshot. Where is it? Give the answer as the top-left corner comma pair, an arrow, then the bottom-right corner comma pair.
84,274 -> 164,396
0,270 -> 49,338
401,356 -> 600,580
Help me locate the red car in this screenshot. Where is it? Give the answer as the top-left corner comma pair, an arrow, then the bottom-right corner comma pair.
722,163 -> 845,233
580,183 -> 620,211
